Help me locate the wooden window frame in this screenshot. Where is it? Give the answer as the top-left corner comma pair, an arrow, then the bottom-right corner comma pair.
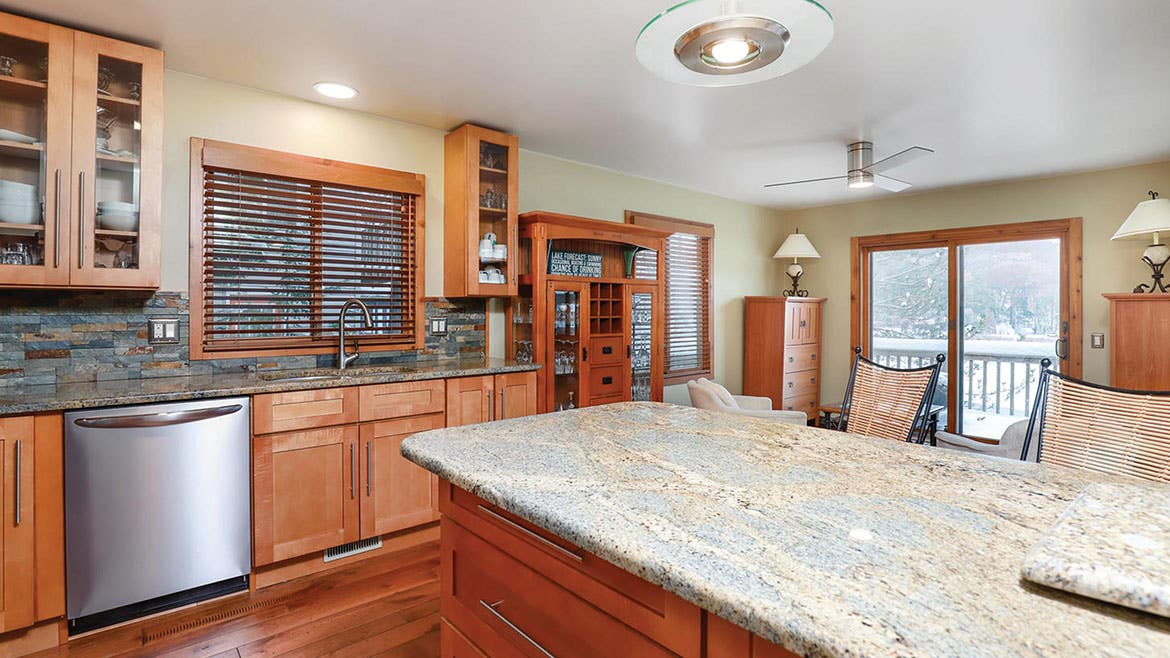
850,217 -> 1083,435
189,138 -> 426,360
625,210 -> 715,386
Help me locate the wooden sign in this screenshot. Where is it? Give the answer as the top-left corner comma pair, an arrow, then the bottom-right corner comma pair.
548,250 -> 603,278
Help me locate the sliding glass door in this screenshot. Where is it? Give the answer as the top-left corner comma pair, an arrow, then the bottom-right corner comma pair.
854,219 -> 1082,439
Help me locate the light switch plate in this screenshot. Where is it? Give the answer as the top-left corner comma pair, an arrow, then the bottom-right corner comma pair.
429,318 -> 447,336
148,318 -> 181,344
1090,332 -> 1105,349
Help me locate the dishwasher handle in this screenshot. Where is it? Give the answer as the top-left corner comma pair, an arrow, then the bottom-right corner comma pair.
72,404 -> 245,429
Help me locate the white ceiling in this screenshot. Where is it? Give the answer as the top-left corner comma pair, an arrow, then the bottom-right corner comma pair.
10,0 -> 1170,209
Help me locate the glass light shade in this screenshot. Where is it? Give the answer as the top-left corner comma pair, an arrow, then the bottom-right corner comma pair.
773,232 -> 821,259
313,82 -> 358,99
709,38 -> 751,64
1112,197 -> 1170,240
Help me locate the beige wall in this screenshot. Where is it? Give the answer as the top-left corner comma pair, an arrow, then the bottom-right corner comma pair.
163,71 -> 789,402
780,160 -> 1170,403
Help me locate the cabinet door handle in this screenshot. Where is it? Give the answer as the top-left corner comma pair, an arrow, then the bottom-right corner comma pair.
477,504 -> 583,562
13,440 -> 21,527
350,443 -> 356,500
53,169 -> 62,267
366,441 -> 372,497
500,389 -> 507,419
479,599 -> 556,658
799,319 -> 808,328
581,347 -> 588,362
487,389 -> 494,421
77,171 -> 85,268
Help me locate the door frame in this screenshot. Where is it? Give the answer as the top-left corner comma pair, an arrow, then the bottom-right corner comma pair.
850,218 -> 1083,436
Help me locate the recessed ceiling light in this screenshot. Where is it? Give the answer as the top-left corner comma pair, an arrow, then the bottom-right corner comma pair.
636,0 -> 833,87
313,82 -> 358,99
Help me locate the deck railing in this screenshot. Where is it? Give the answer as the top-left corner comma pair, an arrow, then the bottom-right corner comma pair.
871,338 -> 1054,419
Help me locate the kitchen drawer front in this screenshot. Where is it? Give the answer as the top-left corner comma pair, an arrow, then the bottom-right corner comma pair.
783,344 -> 819,372
588,365 -> 624,399
442,518 -> 679,658
589,394 -> 626,407
782,370 -> 818,397
589,335 -> 624,366
781,394 -> 817,419
359,379 -> 446,422
253,387 -> 357,434
442,483 -> 700,657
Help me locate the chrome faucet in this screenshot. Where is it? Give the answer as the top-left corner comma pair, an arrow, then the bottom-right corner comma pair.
338,299 -> 373,370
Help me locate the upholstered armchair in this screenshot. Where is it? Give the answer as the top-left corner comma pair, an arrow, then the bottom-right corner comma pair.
686,378 -> 807,425
935,420 -> 1037,461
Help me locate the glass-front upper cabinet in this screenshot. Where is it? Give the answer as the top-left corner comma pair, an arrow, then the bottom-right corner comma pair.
627,284 -> 663,403
69,32 -> 162,288
547,282 -> 588,412
0,15 -> 72,286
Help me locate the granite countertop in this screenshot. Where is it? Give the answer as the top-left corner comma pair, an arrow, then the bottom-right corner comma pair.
400,401 -> 1170,658
1022,482 -> 1170,618
0,358 -> 539,415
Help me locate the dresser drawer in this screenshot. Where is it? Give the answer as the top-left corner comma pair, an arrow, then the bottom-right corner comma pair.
588,365 -> 624,399
784,344 -> 819,371
781,394 -> 817,419
442,483 -> 701,657
782,370 -> 818,397
443,519 -> 678,658
253,387 -> 358,434
359,379 -> 446,422
589,335 -> 625,366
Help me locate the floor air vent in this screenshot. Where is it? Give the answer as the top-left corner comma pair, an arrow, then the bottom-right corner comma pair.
324,536 -> 383,562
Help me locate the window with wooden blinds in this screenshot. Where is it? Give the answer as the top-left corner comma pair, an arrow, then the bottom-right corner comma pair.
190,138 -> 425,359
625,211 -> 714,384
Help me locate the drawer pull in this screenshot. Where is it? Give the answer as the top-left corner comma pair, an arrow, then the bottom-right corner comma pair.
787,356 -> 793,362
480,599 -> 556,658
601,376 -> 613,385
477,504 -> 583,562
811,353 -> 817,360
602,346 -> 613,355
787,382 -> 793,388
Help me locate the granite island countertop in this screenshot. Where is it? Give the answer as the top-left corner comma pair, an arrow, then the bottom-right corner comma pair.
401,401 -> 1170,658
0,358 -> 539,415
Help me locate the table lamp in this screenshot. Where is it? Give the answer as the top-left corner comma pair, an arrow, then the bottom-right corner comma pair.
1112,191 -> 1170,293
773,230 -> 820,297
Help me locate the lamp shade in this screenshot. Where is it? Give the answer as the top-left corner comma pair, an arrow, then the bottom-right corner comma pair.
1112,197 -> 1170,240
773,232 -> 821,259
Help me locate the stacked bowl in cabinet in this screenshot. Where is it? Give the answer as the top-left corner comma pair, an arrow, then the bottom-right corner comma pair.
0,179 -> 41,224
97,201 -> 139,231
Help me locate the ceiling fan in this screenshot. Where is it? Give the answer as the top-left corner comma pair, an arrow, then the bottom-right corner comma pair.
765,141 -> 934,192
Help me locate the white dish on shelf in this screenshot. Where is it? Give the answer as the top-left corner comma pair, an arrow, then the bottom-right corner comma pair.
97,212 -> 139,232
0,202 -> 41,224
0,129 -> 38,145
97,201 -> 138,213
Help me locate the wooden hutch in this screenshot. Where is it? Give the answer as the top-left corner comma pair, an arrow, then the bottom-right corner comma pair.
507,212 -> 670,413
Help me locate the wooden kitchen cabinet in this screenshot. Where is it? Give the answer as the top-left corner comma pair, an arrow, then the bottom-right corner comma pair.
359,413 -> 445,538
1105,293 -> 1170,390
444,123 -> 518,297
252,425 -> 360,566
447,373 -> 538,426
253,386 -> 358,434
0,413 -> 64,636
0,11 -> 163,289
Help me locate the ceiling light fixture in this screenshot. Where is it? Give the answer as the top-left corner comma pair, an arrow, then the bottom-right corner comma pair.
636,0 -> 833,87
313,82 -> 358,100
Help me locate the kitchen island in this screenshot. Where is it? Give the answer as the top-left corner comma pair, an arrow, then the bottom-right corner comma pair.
401,401 -> 1170,657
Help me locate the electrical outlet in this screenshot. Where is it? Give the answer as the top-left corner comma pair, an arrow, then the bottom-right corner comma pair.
148,318 -> 181,344
429,318 -> 447,336
1090,332 -> 1105,349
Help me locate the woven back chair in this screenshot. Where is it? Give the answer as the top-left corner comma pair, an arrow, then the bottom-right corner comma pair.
840,347 -> 946,443
1021,359 -> 1170,482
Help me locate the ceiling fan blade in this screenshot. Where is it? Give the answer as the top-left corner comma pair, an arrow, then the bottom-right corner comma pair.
763,175 -> 848,188
874,174 -> 913,192
866,146 -> 934,174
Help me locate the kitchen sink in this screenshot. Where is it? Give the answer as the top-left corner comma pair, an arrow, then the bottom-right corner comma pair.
259,370 -> 342,382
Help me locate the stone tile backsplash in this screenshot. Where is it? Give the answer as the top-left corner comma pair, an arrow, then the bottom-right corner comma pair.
0,291 -> 486,387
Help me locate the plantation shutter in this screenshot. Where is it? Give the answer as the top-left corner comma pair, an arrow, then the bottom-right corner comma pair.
626,212 -> 714,383
193,139 -> 423,356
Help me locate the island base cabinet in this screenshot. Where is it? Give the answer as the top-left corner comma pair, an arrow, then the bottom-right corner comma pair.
707,614 -> 799,658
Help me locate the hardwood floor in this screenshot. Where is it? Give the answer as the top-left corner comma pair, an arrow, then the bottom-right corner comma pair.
29,541 -> 441,658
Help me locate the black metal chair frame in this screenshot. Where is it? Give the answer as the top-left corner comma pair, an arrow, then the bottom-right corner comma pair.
840,346 -> 946,444
1020,357 -> 1170,461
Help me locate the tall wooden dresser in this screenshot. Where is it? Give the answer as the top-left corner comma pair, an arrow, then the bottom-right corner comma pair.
743,296 -> 826,421
1105,293 -> 1170,390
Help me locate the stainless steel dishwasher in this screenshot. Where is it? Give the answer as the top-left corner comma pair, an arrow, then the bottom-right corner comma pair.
64,397 -> 251,634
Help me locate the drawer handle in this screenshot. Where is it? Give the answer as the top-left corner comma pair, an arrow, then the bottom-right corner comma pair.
811,353 -> 817,360
601,346 -> 613,355
787,382 -> 793,388
601,376 -> 613,385
477,504 -> 583,562
787,356 -> 793,363
480,599 -> 556,658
